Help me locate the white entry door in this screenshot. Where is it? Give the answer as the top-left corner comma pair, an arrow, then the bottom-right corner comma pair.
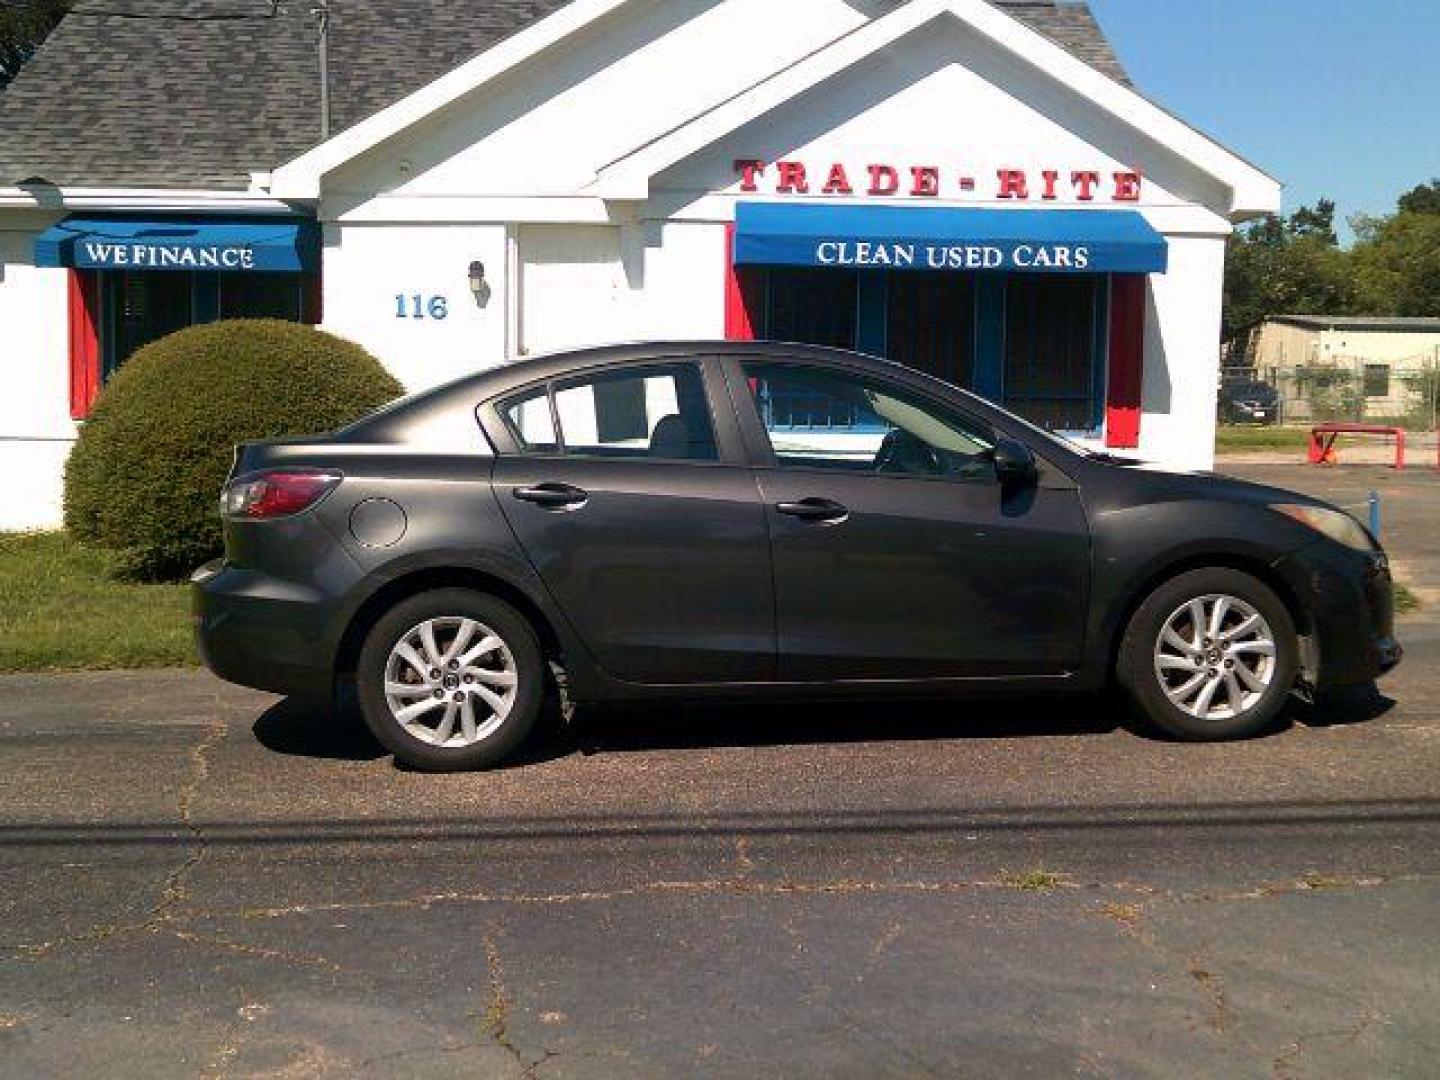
518,225 -> 631,356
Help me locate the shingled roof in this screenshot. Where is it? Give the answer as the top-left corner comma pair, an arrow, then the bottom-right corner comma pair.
0,0 -> 1131,191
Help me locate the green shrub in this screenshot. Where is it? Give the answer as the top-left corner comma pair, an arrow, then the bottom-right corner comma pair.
1295,365 -> 1363,423
64,320 -> 402,580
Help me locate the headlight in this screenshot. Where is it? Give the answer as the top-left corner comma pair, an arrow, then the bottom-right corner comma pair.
1271,503 -> 1376,552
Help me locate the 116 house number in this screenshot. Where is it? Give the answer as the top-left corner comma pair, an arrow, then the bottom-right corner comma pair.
395,294 -> 449,321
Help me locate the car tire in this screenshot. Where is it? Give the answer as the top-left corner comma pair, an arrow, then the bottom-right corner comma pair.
1118,568 -> 1299,742
356,588 -> 545,771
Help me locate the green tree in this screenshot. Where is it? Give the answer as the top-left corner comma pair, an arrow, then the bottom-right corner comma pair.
1223,200 -> 1353,348
1349,209 -> 1440,317
1289,198 -> 1339,244
0,0 -> 69,87
1396,179 -> 1440,216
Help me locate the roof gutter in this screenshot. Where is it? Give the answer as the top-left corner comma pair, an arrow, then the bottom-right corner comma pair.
0,186 -> 314,215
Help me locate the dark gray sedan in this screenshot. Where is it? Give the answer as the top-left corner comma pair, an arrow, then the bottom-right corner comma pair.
193,342 -> 1400,770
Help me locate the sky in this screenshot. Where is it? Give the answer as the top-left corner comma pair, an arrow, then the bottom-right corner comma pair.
1088,0 -> 1440,241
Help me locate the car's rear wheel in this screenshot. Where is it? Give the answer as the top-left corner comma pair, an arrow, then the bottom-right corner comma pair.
357,589 -> 544,771
1118,568 -> 1299,741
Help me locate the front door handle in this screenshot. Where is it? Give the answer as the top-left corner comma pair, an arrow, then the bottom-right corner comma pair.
776,497 -> 849,523
513,483 -> 589,509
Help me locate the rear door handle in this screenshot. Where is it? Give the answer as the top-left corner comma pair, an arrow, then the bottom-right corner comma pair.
513,483 -> 589,509
776,498 -> 849,523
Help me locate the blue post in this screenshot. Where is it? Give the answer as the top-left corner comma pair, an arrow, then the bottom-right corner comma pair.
1368,490 -> 1381,539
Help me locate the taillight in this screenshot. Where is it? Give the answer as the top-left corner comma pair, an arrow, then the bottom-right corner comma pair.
223,470 -> 342,520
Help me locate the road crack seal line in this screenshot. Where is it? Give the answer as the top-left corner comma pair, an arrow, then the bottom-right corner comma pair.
216,870 -> 1430,924
166,928 -> 345,973
5,871 -> 1427,961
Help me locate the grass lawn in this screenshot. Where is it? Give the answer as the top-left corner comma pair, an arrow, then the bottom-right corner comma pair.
0,532 -> 196,672
1215,425 -> 1313,452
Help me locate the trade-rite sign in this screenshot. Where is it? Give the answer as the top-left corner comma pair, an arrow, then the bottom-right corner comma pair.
735,160 -> 1144,203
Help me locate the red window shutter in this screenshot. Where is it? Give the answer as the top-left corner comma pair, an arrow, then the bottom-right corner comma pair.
1105,274 -> 1145,449
723,222 -> 759,341
68,270 -> 102,420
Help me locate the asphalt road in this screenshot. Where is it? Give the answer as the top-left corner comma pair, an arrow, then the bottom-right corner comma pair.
2,464 -> 1438,1078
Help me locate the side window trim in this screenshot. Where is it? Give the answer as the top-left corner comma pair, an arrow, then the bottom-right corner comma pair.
493,359 -> 735,465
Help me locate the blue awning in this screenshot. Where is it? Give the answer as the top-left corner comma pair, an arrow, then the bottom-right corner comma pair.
34,215 -> 318,273
734,203 -> 1167,274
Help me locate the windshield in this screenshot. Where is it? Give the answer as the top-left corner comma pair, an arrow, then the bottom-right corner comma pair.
990,406 -> 1103,459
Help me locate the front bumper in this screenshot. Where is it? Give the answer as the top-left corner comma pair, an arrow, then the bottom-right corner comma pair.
1273,541 -> 1402,691
191,560 -> 334,700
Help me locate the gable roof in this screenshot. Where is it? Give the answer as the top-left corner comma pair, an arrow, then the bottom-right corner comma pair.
587,0 -> 1277,215
0,0 -> 575,189
0,0 -> 1128,191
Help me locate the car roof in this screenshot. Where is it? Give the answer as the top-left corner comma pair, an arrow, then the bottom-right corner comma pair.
473,340 -> 889,390
339,341 -> 908,444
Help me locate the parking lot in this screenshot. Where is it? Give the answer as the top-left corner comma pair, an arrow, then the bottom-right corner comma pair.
2,463 -> 1438,1079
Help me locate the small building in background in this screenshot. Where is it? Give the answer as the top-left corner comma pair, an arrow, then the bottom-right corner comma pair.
1246,316 -> 1440,424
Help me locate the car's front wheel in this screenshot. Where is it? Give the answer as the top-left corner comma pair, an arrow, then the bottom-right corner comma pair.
356,589 -> 545,771
1118,568 -> 1299,741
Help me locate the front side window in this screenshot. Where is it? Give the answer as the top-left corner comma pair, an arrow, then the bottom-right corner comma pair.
742,362 -> 995,480
500,363 -> 719,462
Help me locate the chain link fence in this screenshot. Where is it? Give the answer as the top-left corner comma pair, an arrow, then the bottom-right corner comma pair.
1221,351 -> 1440,430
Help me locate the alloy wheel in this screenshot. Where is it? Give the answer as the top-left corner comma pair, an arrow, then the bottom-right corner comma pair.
1152,594 -> 1277,721
383,617 -> 519,747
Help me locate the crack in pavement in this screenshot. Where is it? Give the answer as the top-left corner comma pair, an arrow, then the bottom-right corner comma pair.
150,716 -> 229,921
1,717 -> 230,961
482,929 -> 557,1079
1271,1010 -> 1389,1078
1097,901 -> 1266,1055
1092,895 -> 1397,1074
1185,955 -> 1231,1034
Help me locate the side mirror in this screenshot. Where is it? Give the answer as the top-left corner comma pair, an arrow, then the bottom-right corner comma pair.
992,436 -> 1038,491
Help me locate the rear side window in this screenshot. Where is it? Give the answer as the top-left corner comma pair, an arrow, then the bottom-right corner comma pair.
501,389 -> 559,453
499,363 -> 719,462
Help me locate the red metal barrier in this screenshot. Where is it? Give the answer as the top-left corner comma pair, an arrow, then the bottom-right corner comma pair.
1307,423 -> 1406,470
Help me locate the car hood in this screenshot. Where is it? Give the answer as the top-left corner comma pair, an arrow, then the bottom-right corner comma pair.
1090,456 -> 1334,511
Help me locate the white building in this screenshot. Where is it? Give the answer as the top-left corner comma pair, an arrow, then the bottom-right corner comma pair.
0,0 -> 1280,530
